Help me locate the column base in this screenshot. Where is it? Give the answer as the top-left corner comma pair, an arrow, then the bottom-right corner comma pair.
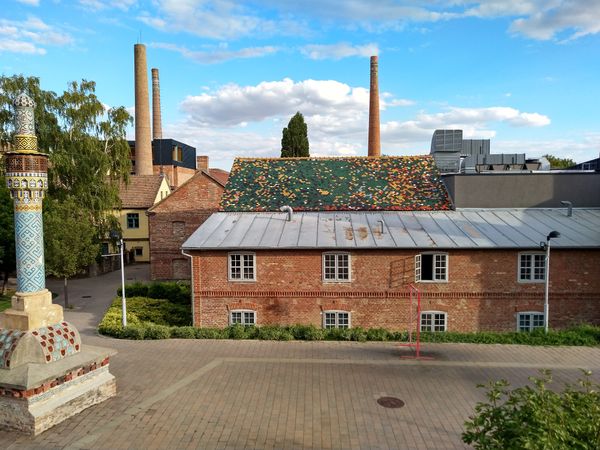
0,345 -> 116,435
0,290 -> 63,331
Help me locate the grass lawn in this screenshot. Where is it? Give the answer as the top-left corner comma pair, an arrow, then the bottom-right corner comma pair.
0,291 -> 14,312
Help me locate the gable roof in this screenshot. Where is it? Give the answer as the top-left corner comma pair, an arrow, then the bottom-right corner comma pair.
208,168 -> 229,186
220,156 -> 452,212
119,175 -> 166,209
147,169 -> 226,213
183,209 -> 600,250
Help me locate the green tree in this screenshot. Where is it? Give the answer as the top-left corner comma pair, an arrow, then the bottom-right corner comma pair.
281,112 -> 309,157
463,370 -> 600,450
543,154 -> 576,169
44,197 -> 98,308
0,175 -> 15,295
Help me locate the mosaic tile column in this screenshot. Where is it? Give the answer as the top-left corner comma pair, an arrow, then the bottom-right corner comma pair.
5,94 -> 48,292
1,93 -> 63,330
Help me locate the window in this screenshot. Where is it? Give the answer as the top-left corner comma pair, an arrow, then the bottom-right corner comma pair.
323,311 -> 350,329
415,253 -> 448,282
518,312 -> 544,332
101,242 -> 109,256
127,213 -> 140,229
519,253 -> 546,282
230,310 -> 255,326
172,146 -> 183,162
323,253 -> 350,282
420,311 -> 447,332
229,253 -> 256,281
172,221 -> 185,237
134,247 -> 143,256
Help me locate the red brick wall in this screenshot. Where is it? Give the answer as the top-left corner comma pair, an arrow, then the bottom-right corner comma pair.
149,172 -> 224,280
190,249 -> 600,331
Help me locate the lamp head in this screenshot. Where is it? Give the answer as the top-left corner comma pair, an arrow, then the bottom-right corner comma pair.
547,230 -> 560,240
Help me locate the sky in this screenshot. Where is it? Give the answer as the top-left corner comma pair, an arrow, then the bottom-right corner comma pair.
2,0 -> 600,170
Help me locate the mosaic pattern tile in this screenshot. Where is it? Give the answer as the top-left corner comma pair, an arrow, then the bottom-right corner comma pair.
0,329 -> 25,369
31,322 -> 80,363
14,210 -> 45,292
220,156 -> 452,212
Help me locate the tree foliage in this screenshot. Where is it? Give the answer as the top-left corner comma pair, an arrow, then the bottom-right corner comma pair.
0,75 -> 132,289
543,154 -> 576,169
44,197 -> 99,307
463,370 -> 600,449
281,112 -> 309,157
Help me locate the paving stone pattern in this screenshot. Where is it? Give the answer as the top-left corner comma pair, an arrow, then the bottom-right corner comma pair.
1,266 -> 598,449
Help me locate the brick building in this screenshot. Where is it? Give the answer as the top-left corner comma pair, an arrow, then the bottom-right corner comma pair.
148,166 -> 227,280
183,156 -> 600,332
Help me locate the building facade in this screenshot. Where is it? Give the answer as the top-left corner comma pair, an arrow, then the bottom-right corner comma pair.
148,169 -> 226,280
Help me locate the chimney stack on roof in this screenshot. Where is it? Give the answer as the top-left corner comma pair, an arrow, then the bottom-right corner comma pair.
134,43 -> 153,175
368,55 -> 381,157
151,68 -> 162,140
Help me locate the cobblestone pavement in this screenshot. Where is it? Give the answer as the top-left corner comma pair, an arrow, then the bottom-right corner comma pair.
1,266 -> 599,449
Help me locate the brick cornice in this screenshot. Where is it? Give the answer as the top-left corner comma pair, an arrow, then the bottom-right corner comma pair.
198,290 -> 600,299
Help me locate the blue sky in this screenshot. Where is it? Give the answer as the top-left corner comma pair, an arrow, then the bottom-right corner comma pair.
2,0 -> 600,170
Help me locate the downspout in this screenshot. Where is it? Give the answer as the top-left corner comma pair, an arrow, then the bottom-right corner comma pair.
181,249 -> 196,327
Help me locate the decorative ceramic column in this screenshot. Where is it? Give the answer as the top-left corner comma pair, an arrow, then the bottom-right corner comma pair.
0,93 -> 116,435
2,93 -> 62,329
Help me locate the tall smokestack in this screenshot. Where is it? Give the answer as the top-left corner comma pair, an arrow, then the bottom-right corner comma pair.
151,68 -> 162,140
134,43 -> 153,175
368,55 -> 381,157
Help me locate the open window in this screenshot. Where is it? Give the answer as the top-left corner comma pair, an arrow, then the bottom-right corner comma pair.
415,253 -> 448,282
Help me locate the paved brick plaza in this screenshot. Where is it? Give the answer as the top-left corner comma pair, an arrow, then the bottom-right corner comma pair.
1,266 -> 598,449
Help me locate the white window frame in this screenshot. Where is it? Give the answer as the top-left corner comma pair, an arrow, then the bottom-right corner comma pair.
518,252 -> 546,283
415,253 -> 448,282
229,309 -> 256,326
420,311 -> 447,332
228,252 -> 256,282
322,252 -> 351,282
322,310 -> 351,329
517,311 -> 544,332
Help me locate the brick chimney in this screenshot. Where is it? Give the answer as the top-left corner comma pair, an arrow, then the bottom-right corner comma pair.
196,155 -> 209,170
368,55 -> 381,157
134,43 -> 153,175
151,68 -> 162,140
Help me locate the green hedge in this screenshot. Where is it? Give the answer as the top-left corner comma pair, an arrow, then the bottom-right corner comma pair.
117,281 -> 191,306
98,318 -> 600,346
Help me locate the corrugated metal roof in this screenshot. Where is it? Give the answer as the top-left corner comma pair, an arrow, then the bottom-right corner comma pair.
182,209 -> 600,250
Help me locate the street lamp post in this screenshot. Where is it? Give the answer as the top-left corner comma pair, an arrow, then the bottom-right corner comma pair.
109,231 -> 127,328
541,230 -> 560,333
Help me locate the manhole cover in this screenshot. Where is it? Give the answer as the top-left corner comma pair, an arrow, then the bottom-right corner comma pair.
81,295 -> 91,298
377,397 -> 405,408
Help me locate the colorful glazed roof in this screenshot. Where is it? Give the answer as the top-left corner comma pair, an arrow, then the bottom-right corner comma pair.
220,156 -> 452,212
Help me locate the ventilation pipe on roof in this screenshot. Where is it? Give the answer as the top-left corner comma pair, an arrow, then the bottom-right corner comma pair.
280,205 -> 293,221
377,219 -> 385,234
560,200 -> 572,217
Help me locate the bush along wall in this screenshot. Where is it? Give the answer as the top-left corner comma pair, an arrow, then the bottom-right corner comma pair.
99,282 -> 600,345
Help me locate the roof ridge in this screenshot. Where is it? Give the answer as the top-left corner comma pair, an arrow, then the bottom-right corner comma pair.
234,155 -> 432,161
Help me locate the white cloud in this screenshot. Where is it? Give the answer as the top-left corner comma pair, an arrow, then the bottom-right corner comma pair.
0,16 -> 72,55
79,0 -> 137,11
164,77 -> 557,169
301,42 -> 378,60
16,0 -> 40,6
151,42 -> 279,64
139,0 -> 278,40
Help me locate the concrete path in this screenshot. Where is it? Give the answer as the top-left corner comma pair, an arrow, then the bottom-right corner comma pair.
0,266 -> 599,449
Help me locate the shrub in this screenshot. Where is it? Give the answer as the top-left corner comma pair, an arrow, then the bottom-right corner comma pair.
324,327 -> 352,341
143,324 -> 171,340
289,324 -> 324,341
170,326 -> 197,339
366,328 -> 390,341
195,327 -> 226,339
118,281 -> 191,305
463,370 -> 600,450
258,325 -> 293,341
121,325 -> 146,340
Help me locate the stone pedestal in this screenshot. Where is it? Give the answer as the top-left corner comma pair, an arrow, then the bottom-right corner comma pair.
0,290 -> 63,331
0,345 -> 116,435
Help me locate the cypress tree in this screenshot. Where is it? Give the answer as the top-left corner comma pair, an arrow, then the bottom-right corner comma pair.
281,112 -> 309,157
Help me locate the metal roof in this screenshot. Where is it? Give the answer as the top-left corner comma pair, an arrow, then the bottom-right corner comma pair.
182,209 -> 600,251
